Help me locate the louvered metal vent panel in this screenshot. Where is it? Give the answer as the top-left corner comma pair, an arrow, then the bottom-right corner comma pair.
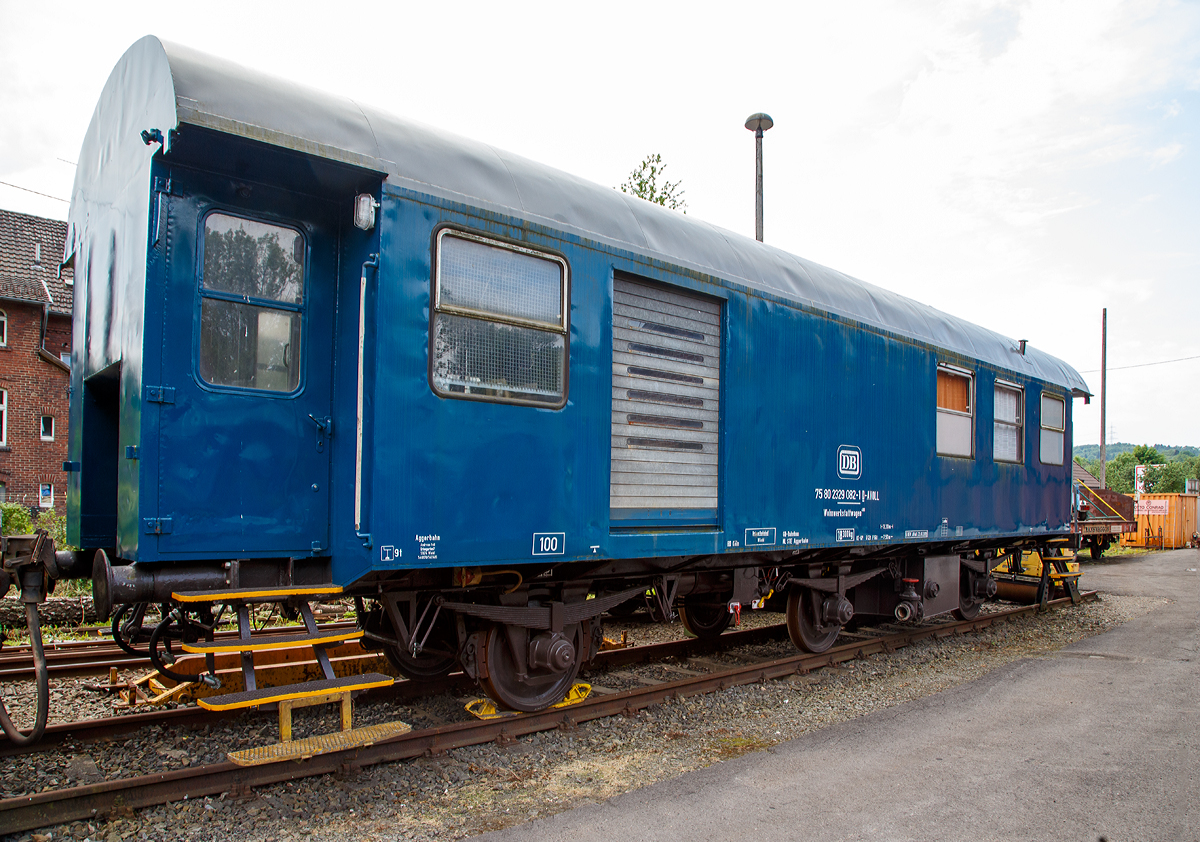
610,278 -> 720,521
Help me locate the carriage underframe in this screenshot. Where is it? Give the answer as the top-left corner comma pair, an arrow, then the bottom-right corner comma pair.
73,534 -> 1077,712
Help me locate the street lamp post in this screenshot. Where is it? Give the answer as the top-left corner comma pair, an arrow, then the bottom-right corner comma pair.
1100,307 -> 1107,489
745,112 -> 774,242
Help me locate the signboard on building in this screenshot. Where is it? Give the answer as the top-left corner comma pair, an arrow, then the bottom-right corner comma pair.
1135,499 -> 1170,516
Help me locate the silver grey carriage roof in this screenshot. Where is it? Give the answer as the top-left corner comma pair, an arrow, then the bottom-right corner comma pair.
74,36 -> 1089,394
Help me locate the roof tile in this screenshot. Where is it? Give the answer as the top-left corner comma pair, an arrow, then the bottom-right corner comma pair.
0,207 -> 74,315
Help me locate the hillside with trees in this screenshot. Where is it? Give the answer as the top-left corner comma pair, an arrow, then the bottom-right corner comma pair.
1073,443 -> 1200,495
1074,443 -> 1199,462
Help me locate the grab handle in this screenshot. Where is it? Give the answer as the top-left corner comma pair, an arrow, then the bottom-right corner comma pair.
355,253 -> 379,548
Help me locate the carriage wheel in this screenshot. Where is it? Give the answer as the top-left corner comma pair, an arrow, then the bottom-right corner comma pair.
383,645 -> 458,681
786,587 -> 841,653
381,615 -> 458,681
678,596 -> 733,639
953,567 -> 982,620
478,621 -> 583,712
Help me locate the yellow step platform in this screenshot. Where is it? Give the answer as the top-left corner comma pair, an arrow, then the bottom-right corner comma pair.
172,585 -> 344,603
198,672 -> 393,712
181,628 -> 361,654
228,720 -> 412,766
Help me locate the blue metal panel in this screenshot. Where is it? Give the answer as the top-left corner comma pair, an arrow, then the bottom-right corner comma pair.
327,188 -> 1076,583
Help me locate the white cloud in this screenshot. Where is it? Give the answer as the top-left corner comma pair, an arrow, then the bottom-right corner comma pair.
1150,142 -> 1184,164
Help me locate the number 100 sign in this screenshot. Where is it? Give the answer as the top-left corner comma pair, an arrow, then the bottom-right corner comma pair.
532,532 -> 565,556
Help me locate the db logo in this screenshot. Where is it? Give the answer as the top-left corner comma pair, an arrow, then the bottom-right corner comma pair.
837,445 -> 862,480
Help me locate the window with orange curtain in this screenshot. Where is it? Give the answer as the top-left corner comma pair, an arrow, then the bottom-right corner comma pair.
937,370 -> 970,413
936,367 -> 973,457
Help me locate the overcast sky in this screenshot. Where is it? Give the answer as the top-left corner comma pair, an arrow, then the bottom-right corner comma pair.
1,0 -> 1197,448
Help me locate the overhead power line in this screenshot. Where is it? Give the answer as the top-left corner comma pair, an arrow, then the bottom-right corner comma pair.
0,180 -> 69,203
1081,353 -> 1200,374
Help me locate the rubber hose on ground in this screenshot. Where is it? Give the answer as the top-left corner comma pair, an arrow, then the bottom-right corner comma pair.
0,603 -> 49,746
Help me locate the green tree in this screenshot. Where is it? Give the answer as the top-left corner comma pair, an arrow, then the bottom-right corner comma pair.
618,154 -> 687,212
1105,452 -> 1139,494
1151,458 -> 1200,493
1131,444 -> 1164,464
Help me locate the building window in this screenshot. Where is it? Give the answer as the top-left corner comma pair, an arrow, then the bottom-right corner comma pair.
0,309 -> 7,346
198,212 -> 305,393
993,382 -> 1023,463
0,482 -> 5,503
40,415 -> 54,441
39,483 -> 54,508
0,388 -> 6,446
936,366 -> 974,457
1040,392 -> 1066,465
430,229 -> 569,407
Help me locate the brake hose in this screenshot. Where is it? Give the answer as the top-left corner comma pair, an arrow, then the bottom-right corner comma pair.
0,602 -> 49,746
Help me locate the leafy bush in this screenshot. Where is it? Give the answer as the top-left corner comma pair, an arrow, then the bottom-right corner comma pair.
1,505 -> 75,550
35,510 -> 71,550
1,503 -> 34,536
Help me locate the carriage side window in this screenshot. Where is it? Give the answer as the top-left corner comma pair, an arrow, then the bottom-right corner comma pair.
431,230 -> 568,406
936,366 -> 974,457
993,382 -> 1023,463
198,213 -> 304,393
1040,392 -> 1065,465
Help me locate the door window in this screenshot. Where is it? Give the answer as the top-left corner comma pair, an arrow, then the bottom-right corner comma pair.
198,213 -> 305,392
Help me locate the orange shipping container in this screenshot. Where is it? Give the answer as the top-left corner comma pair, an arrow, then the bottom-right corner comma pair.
1120,493 -> 1198,549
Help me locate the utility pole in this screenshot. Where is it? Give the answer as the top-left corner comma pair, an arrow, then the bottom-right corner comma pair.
744,113 -> 773,242
1100,308 -> 1107,489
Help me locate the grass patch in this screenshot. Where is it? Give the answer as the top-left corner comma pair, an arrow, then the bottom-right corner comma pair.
714,734 -> 775,759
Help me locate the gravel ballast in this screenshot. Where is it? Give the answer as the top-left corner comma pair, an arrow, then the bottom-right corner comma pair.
0,591 -> 1162,842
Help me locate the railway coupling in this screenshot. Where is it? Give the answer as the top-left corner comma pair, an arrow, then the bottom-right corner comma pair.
0,529 -> 75,745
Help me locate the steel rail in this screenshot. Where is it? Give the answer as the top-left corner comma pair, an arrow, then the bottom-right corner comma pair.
0,622 -> 791,755
0,593 -> 1096,835
0,621 -> 359,679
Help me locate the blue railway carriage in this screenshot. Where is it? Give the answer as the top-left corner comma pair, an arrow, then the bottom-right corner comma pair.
58,37 -> 1089,711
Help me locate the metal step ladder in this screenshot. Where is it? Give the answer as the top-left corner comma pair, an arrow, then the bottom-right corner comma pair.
170,585 -> 402,765
1038,556 -> 1082,607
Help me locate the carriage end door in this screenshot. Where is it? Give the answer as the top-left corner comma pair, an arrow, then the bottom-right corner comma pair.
153,181 -> 338,558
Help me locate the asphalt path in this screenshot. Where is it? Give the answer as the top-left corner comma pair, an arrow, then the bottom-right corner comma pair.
481,548 -> 1200,841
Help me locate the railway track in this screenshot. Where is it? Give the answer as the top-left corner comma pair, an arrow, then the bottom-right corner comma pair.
0,593 -> 1095,835
0,620 -> 359,680
0,621 -> 790,755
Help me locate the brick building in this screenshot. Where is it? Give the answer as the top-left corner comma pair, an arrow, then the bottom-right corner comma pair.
0,208 -> 74,513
